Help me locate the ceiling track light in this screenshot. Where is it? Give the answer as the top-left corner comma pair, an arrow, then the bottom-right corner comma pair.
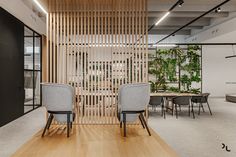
153,44 -> 177,48
155,12 -> 170,26
147,0 -> 184,35
33,0 -> 48,14
178,0 -> 184,7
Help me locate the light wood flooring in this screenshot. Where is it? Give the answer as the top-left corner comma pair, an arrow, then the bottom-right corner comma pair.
12,125 -> 178,157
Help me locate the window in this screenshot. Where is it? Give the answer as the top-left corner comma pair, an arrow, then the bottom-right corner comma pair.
24,26 -> 42,113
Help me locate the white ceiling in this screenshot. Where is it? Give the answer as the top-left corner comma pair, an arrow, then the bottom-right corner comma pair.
22,0 -> 236,37
148,0 -> 236,35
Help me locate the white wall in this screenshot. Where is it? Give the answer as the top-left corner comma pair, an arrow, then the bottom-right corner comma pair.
186,16 -> 236,43
202,44 -> 236,97
186,17 -> 236,97
0,0 -> 46,35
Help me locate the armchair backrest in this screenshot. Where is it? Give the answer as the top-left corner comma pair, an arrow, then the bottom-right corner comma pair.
173,96 -> 191,106
149,96 -> 163,106
191,93 -> 210,103
42,83 -> 75,112
202,93 -> 210,103
118,83 -> 150,111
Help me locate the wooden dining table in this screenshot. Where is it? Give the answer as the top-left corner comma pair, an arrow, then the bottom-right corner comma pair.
150,92 -> 198,97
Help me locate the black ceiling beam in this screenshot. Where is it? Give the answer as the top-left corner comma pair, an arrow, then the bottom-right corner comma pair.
156,0 -> 231,44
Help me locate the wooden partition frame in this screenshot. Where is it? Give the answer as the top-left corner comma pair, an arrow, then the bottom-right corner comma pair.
46,0 -> 148,124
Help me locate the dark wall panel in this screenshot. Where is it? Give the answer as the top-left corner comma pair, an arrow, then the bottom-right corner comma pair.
0,7 -> 24,126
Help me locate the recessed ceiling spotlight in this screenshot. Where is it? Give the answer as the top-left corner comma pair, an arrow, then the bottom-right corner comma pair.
215,7 -> 221,13
178,0 -> 184,7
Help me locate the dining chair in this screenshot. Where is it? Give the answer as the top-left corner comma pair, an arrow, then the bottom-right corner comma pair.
172,96 -> 195,119
41,83 -> 75,137
117,83 -> 151,137
149,96 -> 165,118
191,93 -> 212,115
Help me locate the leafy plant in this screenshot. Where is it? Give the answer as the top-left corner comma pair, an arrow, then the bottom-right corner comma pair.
179,45 -> 201,93
167,86 -> 180,92
148,45 -> 202,93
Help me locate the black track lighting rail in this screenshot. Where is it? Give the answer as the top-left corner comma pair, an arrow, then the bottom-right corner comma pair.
152,43 -> 236,46
225,55 -> 236,58
156,0 -> 231,44
136,0 -> 183,43
169,0 -> 183,11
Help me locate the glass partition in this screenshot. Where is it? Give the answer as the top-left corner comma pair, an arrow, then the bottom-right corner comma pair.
24,26 -> 42,113
34,36 -> 41,107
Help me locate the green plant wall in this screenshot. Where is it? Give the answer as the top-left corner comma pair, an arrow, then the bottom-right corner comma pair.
148,45 -> 202,93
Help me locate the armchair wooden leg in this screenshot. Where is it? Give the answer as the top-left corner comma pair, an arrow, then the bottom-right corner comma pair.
47,114 -> 54,130
42,114 -> 53,137
207,102 -> 212,115
198,103 -> 201,115
188,105 -> 191,116
161,105 -> 163,116
175,104 -> 178,119
201,103 -> 205,112
123,113 -> 126,137
70,122 -> 72,129
162,105 -> 166,119
120,122 -> 122,128
139,115 -> 145,129
172,103 -> 174,116
199,103 -> 205,115
140,113 -> 151,136
191,102 -> 195,119
67,113 -> 70,138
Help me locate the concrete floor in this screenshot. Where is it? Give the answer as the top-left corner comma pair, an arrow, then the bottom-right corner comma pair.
149,98 -> 236,157
0,107 -> 46,157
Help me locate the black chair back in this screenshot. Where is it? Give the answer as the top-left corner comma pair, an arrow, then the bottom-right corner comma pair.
149,96 -> 163,106
173,96 -> 191,105
201,93 -> 210,103
192,93 -> 210,103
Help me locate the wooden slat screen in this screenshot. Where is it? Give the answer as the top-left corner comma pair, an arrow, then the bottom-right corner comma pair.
46,0 -> 148,124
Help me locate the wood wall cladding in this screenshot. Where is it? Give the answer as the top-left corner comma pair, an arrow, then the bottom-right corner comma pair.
46,0 -> 148,124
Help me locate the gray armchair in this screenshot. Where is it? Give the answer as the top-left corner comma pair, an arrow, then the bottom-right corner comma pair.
191,93 -> 212,115
118,83 -> 151,137
149,96 -> 165,118
172,96 -> 194,119
41,83 -> 75,137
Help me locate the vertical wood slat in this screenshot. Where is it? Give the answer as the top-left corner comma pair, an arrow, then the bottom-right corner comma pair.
56,12 -> 59,83
52,12 -> 54,83
106,9 -> 110,124
46,13 -> 49,82
49,13 -> 51,82
47,0 -> 148,124
79,10 -> 83,124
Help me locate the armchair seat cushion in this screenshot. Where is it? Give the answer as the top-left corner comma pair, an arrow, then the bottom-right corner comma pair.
117,112 -> 138,122
54,112 -> 75,123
